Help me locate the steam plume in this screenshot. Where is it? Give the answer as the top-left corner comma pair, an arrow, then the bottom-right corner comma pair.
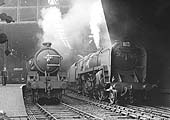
90,0 -> 105,49
38,1 -> 71,56
38,0 -> 111,69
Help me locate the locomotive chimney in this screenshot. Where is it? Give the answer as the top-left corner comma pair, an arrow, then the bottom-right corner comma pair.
42,42 -> 52,47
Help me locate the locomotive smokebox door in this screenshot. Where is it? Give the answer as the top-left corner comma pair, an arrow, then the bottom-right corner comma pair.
34,42 -> 62,74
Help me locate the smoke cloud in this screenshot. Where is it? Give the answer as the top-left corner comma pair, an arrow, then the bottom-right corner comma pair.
38,0 -> 111,70
38,6 -> 71,56
63,0 -> 111,49
89,0 -> 106,48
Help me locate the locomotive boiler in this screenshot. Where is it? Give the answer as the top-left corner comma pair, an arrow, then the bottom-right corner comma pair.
26,42 -> 65,104
67,40 -> 156,104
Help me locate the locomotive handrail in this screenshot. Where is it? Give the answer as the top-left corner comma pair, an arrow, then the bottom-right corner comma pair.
121,86 -> 127,96
47,63 -> 60,67
45,54 -> 63,60
46,54 -> 61,57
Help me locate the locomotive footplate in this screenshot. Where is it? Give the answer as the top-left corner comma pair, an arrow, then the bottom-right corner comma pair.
78,66 -> 103,75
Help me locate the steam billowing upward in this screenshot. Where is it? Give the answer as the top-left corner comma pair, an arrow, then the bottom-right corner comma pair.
89,0 -> 109,49
63,0 -> 111,49
38,0 -> 111,69
38,0 -> 71,57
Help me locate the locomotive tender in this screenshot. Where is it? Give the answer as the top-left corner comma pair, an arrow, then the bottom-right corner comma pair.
26,42 -> 65,103
67,40 -> 155,104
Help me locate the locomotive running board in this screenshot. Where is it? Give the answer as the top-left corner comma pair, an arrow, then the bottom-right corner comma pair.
46,54 -> 61,57
78,66 -> 103,74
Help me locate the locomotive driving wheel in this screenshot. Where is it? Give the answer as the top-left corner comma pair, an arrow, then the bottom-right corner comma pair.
96,89 -> 104,101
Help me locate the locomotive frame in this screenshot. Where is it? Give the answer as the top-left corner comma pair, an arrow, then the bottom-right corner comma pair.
67,40 -> 156,104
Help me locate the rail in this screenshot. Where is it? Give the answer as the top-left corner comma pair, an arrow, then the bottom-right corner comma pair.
61,102 -> 103,120
36,103 -> 58,120
65,91 -> 168,120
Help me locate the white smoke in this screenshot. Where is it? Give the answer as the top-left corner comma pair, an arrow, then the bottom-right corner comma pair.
38,0 -> 111,56
48,0 -> 58,5
62,0 -> 92,46
38,2 -> 71,56
62,0 -> 111,49
90,0 -> 104,49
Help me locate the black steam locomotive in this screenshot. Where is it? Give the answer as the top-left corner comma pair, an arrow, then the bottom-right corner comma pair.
26,42 -> 66,104
67,40 -> 156,104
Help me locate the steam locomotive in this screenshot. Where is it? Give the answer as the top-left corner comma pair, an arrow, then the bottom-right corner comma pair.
67,40 -> 156,104
26,42 -> 66,104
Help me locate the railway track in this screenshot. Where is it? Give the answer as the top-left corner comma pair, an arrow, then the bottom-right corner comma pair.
24,90 -> 170,120
65,91 -> 170,120
127,105 -> 170,119
63,94 -> 135,120
26,104 -> 47,120
157,106 -> 170,111
26,103 -> 103,120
